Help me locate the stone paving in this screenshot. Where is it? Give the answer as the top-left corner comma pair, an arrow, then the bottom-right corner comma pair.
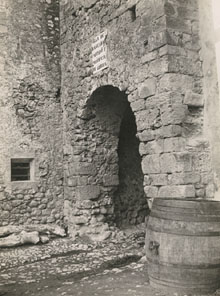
0,228 -> 146,295
20,262 -> 153,296
1,228 -> 220,296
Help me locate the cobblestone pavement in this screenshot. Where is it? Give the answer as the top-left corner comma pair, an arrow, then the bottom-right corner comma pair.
0,229 -> 146,295
1,229 -> 220,296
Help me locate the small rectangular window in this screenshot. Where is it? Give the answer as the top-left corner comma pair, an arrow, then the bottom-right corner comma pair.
11,159 -> 33,182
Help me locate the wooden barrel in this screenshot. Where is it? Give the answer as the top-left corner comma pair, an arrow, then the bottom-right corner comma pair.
145,198 -> 220,294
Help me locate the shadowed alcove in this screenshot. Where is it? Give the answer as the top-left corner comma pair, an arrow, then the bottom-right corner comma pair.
113,103 -> 148,228
79,85 -> 148,231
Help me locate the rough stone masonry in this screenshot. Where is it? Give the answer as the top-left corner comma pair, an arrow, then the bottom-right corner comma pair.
0,0 -> 63,227
0,0 -> 219,241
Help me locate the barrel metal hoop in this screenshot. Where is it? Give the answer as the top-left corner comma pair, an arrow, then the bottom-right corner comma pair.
149,276 -> 220,290
150,210 -> 220,222
147,258 -> 220,269
147,226 -> 220,237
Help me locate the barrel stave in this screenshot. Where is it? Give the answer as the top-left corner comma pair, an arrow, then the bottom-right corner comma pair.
146,198 -> 220,294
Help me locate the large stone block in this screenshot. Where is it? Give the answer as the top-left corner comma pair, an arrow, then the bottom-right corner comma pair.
139,139 -> 164,155
136,0 -> 164,18
142,154 -> 160,174
130,99 -> 145,112
201,173 -> 213,185
69,162 -> 97,176
175,152 -> 193,172
137,129 -> 156,141
149,57 -> 169,76
103,174 -> 119,186
166,16 -> 192,34
141,51 -> 157,64
168,172 -> 201,185
159,45 -> 186,57
138,78 -> 157,99
144,186 -> 158,198
136,108 -> 159,131
184,91 -> 204,107
161,104 -> 188,125
158,185 -> 195,198
186,137 -> 210,152
150,174 -> 168,185
177,5 -> 198,20
67,177 -> 77,187
196,188 -> 205,198
162,125 -> 182,138
159,74 -> 193,94
160,153 -> 178,173
164,2 -> 176,16
160,152 -> 192,173
0,231 -> 40,248
77,176 -> 88,186
151,14 -> 167,33
148,31 -> 167,51
136,0 -> 151,17
168,55 -> 195,75
76,185 -> 101,200
111,0 -> 139,19
154,92 -> 183,109
205,183 -> 215,198
72,0 -> 98,10
164,137 -> 185,152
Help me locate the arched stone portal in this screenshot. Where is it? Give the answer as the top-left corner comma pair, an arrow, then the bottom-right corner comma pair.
77,85 -> 148,236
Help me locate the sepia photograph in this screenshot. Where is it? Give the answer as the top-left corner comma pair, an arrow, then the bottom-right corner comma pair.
0,0 -> 220,295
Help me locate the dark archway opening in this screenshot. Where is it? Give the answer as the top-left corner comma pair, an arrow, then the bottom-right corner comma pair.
77,85 -> 148,238
113,102 -> 149,228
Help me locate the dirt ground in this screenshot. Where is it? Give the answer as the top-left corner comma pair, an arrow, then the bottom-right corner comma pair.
1,230 -> 220,296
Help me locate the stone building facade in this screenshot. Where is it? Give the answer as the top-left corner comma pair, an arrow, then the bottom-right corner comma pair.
0,0 -> 64,227
0,0 -> 220,240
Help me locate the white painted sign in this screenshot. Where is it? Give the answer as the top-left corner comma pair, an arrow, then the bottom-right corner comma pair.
92,30 -> 108,74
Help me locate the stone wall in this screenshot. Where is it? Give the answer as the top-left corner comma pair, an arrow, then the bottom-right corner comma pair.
0,0 -> 64,226
199,0 -> 220,200
140,0 -> 215,201
60,0 -> 216,240
0,0 -> 218,240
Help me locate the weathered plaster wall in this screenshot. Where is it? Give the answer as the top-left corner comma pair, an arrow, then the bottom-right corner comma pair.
61,0 -> 215,240
0,0 -> 64,226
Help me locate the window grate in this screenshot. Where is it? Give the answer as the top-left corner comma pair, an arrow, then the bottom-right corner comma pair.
11,159 -> 32,181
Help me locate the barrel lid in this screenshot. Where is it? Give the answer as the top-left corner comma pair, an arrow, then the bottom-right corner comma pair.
152,198 -> 220,211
